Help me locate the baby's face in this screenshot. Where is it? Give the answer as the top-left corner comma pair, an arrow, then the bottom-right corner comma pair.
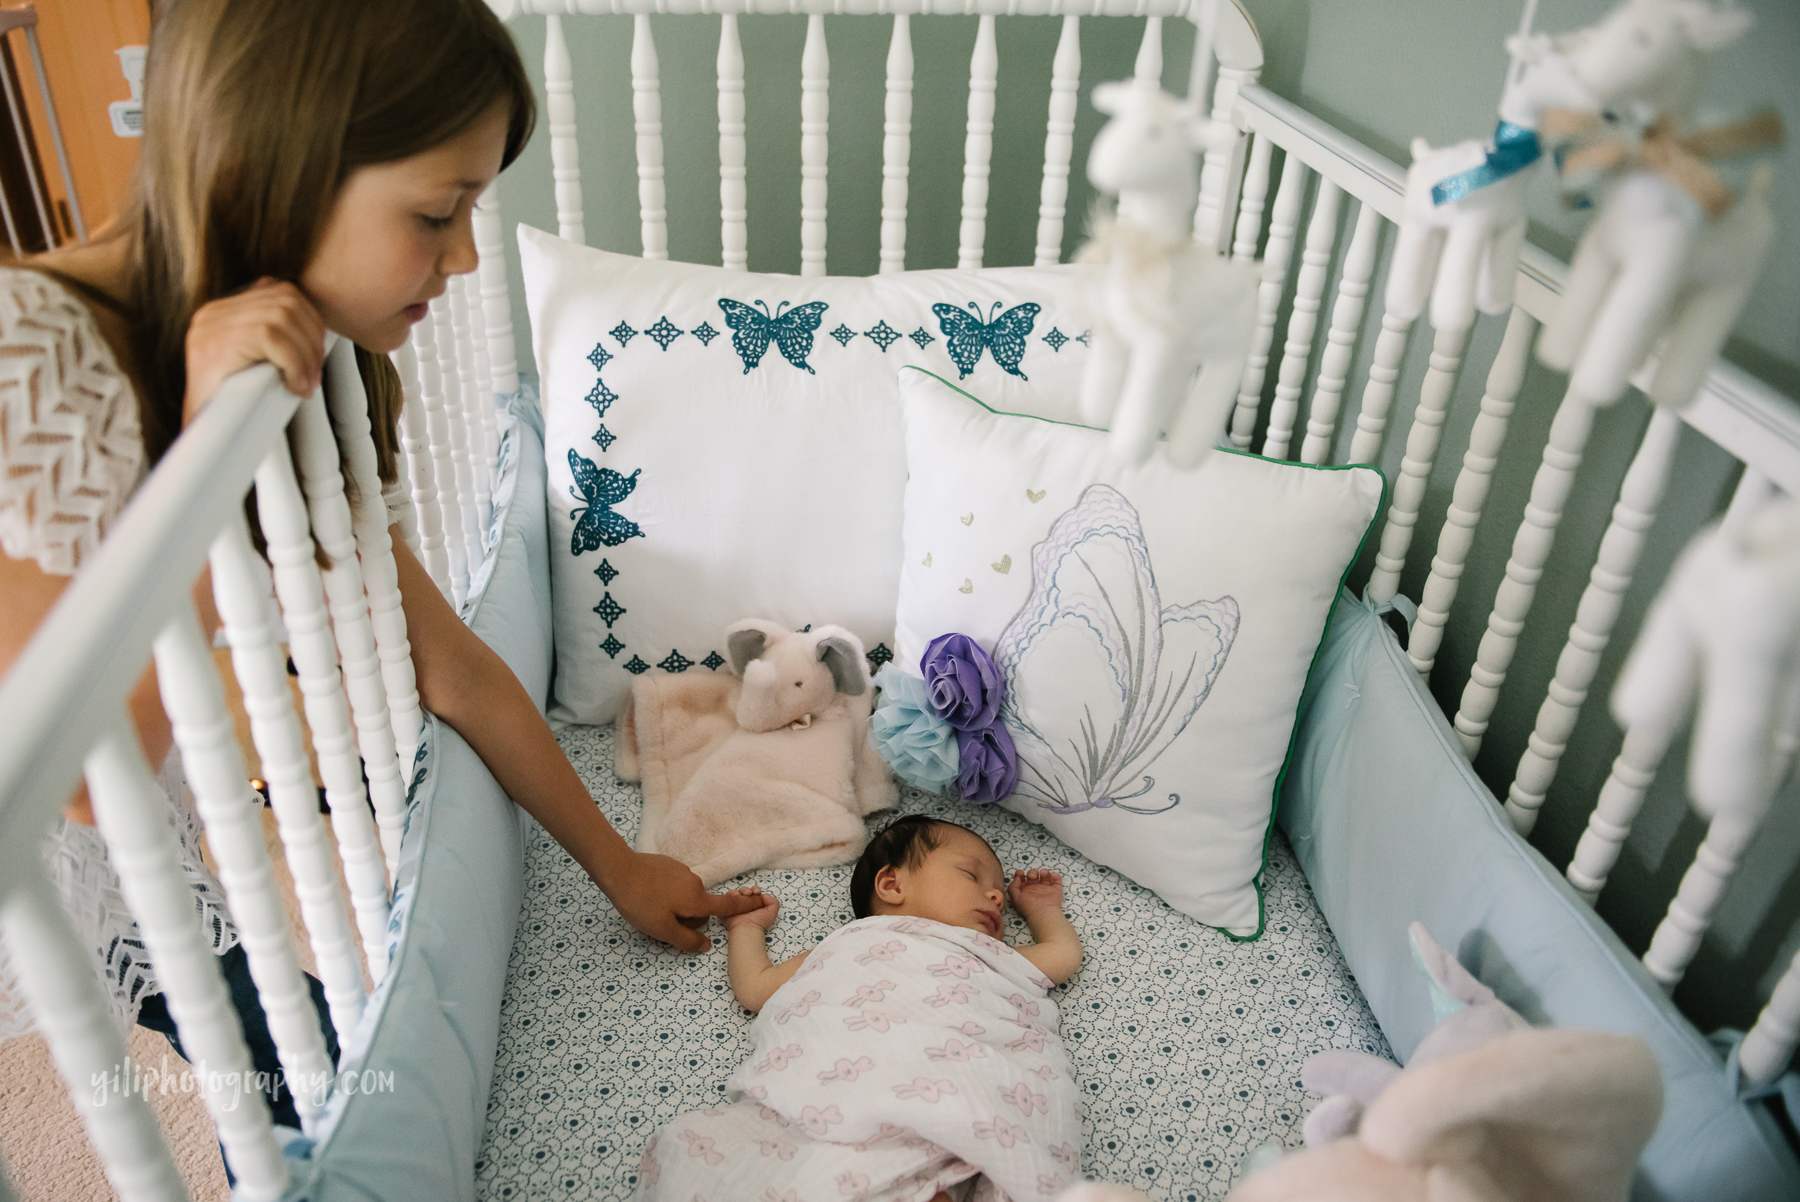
883,826 -> 1007,938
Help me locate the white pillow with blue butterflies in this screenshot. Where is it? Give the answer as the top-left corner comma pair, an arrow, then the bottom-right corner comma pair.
890,367 -> 1384,937
519,226 -> 1099,724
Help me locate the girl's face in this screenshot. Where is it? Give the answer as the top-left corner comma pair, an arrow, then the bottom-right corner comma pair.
301,99 -> 511,354
873,826 -> 1007,938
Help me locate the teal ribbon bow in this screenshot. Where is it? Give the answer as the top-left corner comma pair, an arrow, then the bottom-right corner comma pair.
1431,120 -> 1542,206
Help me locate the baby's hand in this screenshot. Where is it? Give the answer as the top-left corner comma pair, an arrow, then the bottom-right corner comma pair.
1008,869 -> 1064,918
721,886 -> 781,932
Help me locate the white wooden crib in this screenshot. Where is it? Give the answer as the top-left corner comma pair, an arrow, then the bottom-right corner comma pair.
1,1 -> 1796,1198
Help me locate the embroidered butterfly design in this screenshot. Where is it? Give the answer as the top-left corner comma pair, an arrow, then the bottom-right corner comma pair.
718,298 -> 831,374
994,484 -> 1239,816
567,449 -> 644,555
931,300 -> 1042,380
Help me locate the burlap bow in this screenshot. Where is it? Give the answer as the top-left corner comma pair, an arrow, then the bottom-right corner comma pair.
1540,108 -> 1784,220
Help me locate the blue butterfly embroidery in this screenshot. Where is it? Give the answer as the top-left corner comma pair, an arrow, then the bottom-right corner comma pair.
567,448 -> 644,554
931,301 -> 1042,380
717,299 -> 830,374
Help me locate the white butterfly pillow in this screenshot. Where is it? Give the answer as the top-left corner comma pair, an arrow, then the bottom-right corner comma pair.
519,226 -> 1100,723
891,367 -> 1384,936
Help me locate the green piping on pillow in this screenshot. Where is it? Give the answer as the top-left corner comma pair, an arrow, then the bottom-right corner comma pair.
898,365 -> 1389,941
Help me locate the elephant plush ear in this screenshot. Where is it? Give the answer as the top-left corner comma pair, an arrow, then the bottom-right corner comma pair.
725,619 -> 784,676
813,626 -> 868,696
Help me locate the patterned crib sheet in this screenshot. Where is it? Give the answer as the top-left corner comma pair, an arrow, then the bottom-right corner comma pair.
476,724 -> 1389,1201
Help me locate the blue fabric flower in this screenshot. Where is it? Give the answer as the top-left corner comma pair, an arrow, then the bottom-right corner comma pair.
869,665 -> 960,794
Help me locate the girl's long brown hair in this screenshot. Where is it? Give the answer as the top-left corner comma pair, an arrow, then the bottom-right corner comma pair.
124,0 -> 535,474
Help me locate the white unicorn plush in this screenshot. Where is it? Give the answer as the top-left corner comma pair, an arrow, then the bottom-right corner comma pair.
1077,80 -> 1258,469
1387,0 -> 1757,336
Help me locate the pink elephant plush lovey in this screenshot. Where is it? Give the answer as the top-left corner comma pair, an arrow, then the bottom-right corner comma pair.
616,619 -> 898,885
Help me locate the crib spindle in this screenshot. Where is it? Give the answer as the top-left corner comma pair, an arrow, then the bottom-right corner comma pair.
1365,325 -> 1472,606
1262,177 -> 1340,462
210,516 -> 367,1041
1452,388 -> 1599,756
1134,15 -> 1163,84
323,342 -> 425,773
450,283 -> 494,537
153,608 -> 336,1135
84,720 -> 290,1195
432,299 -> 485,576
544,14 -> 585,245
1033,14 -> 1080,268
1741,951 -> 1800,1085
957,15 -> 998,271
1,874 -> 187,1202
1505,407 -> 1683,834
877,14 -> 913,275
276,406 -> 397,950
411,314 -> 468,608
1346,299 -> 1416,465
1410,308 -> 1537,676
473,184 -> 520,397
800,13 -> 829,277
1194,65 -> 1255,253
1229,153 -> 1305,449
632,15 -> 669,261
394,342 -> 453,599
1300,200 -> 1378,465
718,13 -> 748,271
1228,133 -> 1271,265
1643,805 -> 1761,992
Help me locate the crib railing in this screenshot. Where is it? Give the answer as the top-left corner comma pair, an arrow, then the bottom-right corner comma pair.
0,258 -> 516,1197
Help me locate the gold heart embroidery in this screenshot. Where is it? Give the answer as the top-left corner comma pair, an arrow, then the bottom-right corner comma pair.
1027,489 -> 1046,503
992,554 -> 1012,574
922,552 -> 933,567
959,578 -> 973,594
961,512 -> 975,526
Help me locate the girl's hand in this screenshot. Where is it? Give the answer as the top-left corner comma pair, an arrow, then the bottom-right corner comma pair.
721,887 -> 781,932
602,852 -> 764,953
183,278 -> 327,424
1008,868 -> 1065,919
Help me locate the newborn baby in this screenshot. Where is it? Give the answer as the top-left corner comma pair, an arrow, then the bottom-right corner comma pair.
635,815 -> 1084,1202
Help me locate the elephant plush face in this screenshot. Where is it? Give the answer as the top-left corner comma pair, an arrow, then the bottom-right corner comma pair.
726,620 -> 868,733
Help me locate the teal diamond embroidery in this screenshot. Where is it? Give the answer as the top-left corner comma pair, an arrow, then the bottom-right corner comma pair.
865,321 -> 900,352
647,317 -> 683,350
585,379 -> 617,417
1042,327 -> 1068,351
587,342 -> 613,371
701,651 -> 726,671
594,592 -> 626,628
830,324 -> 857,348
691,321 -> 719,346
865,642 -> 894,670
594,559 -> 619,585
601,634 -> 625,658
593,425 -> 616,451
658,649 -> 694,673
624,655 -> 651,675
909,327 -> 935,349
611,321 -> 638,346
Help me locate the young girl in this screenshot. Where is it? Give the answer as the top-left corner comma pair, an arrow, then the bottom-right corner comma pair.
0,0 -> 754,1126
637,816 -> 1085,1201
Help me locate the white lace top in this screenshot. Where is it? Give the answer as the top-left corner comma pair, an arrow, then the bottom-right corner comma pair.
0,267 -> 412,1042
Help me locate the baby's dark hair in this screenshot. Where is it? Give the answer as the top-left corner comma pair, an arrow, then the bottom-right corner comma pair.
850,816 -> 989,919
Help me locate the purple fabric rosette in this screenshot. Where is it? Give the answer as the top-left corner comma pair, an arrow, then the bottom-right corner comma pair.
956,722 -> 1019,804
920,633 -> 1019,803
920,633 -> 1005,732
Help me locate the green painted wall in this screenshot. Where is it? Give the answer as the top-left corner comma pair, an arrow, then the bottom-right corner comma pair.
489,2 -> 1800,1043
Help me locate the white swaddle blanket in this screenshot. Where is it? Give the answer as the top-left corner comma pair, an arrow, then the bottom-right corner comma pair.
637,916 -> 1081,1201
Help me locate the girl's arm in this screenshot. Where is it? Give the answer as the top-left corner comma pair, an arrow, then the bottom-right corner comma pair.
391,534 -> 758,952
1009,869 -> 1083,986
720,888 -> 809,1013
